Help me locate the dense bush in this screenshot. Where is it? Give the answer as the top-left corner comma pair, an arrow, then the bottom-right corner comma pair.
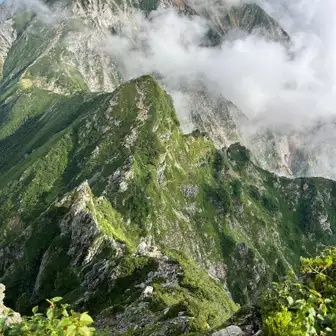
262,193 -> 279,214
230,179 -> 243,199
227,143 -> 251,167
0,297 -> 95,336
261,247 -> 336,335
248,184 -> 261,200
209,186 -> 232,214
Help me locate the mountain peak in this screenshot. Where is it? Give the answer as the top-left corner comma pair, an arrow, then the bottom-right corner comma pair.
1,1 -> 335,335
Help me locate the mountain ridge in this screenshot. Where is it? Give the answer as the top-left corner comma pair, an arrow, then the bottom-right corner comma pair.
0,1 -> 335,335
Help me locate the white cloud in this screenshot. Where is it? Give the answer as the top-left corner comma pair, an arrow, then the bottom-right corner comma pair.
185,0 -> 249,14
5,0 -> 67,23
6,0 -> 336,177
102,3 -> 336,131
98,0 -> 336,179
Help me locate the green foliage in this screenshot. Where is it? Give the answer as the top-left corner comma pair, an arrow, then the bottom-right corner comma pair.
248,184 -> 261,200
261,247 -> 336,335
230,179 -> 243,199
1,297 -> 95,336
155,250 -> 238,332
208,186 -> 232,214
213,150 -> 225,175
227,143 -> 250,168
296,181 -> 325,237
262,193 -> 279,214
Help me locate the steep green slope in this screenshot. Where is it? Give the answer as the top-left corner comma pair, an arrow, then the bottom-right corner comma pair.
0,75 -> 240,335
1,74 -> 336,314
0,2 -> 334,335
0,7 -> 121,99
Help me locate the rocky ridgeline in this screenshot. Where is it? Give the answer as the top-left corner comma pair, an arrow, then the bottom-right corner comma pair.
0,1 -> 335,335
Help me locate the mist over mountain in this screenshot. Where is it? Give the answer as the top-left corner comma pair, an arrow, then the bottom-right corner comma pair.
6,0 -> 336,179
1,1 -> 336,335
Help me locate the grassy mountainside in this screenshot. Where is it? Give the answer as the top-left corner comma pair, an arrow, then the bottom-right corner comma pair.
0,75 -> 241,335
1,74 -> 336,318
0,2 -> 334,336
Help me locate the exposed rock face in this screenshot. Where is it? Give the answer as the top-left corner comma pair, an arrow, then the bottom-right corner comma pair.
190,2 -> 289,44
0,1 -> 125,96
0,0 -> 335,335
223,305 -> 263,336
0,15 -> 16,79
135,237 -> 163,259
0,284 -> 21,327
94,239 -> 197,335
186,91 -> 246,148
243,121 -> 336,182
212,325 -> 244,336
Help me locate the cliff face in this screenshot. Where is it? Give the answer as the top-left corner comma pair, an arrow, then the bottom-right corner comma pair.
0,1 -> 335,335
188,1 -> 290,43
0,284 -> 21,328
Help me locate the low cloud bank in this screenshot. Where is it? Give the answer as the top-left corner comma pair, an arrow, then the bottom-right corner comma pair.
5,0 -> 336,174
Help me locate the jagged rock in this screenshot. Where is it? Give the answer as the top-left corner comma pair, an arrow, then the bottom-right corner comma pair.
212,325 -> 244,336
183,185 -> 200,197
135,237 -> 163,259
2,3 -> 336,334
207,261 -> 227,282
0,284 -> 21,326
224,305 -> 263,335
142,286 -> 153,297
236,242 -> 249,258
0,18 -> 16,79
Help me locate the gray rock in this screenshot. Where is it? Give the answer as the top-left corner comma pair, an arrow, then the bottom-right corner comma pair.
0,283 -> 22,327
0,283 -> 5,302
142,286 -> 153,297
212,325 -> 244,336
236,242 -> 249,257
135,237 -> 163,259
182,185 -> 200,197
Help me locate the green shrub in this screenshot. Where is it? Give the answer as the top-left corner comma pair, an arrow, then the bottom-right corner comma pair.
209,186 -> 232,214
1,297 -> 95,336
248,185 -> 261,200
227,143 -> 250,167
261,247 -> 336,335
230,179 -> 243,199
262,193 -> 279,213
213,150 -> 224,173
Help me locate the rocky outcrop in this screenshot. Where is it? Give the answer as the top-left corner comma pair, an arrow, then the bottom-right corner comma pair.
212,326 -> 244,336
222,305 -> 263,336
185,1 -> 289,44
0,284 -> 21,327
0,1 -> 335,335
182,91 -> 246,148
0,17 -> 16,79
